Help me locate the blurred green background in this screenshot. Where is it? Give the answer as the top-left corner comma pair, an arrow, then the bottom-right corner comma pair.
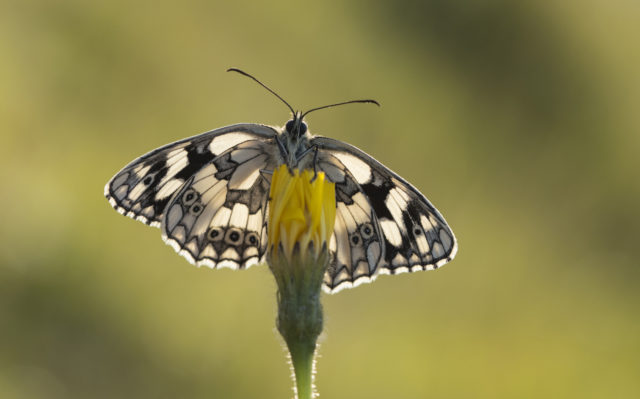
1,0 -> 639,398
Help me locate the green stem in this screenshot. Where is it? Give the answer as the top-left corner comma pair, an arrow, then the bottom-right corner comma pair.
287,340 -> 316,399
269,245 -> 328,399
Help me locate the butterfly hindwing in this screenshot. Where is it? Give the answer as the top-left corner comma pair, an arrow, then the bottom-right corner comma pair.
313,136 -> 457,292
104,124 -> 277,228
161,138 -> 278,269
317,153 -> 384,291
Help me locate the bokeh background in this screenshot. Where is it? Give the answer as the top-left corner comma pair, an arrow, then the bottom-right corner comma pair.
1,1 -> 639,398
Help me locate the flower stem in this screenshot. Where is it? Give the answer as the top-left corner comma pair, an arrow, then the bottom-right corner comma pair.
287,340 -> 316,399
270,246 -> 328,399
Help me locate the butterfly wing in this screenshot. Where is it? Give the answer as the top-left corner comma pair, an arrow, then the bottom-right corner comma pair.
315,152 -> 385,291
161,138 -> 278,269
312,136 -> 458,293
104,124 -> 277,226
105,124 -> 279,269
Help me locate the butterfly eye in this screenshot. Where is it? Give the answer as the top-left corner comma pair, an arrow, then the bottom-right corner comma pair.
285,120 -> 295,132
284,120 -> 308,136
244,232 -> 260,247
225,227 -> 244,245
182,189 -> 198,206
189,203 -> 203,216
360,223 -> 374,240
207,227 -> 224,242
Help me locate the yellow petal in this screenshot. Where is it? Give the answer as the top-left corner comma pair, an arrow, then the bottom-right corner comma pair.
268,165 -> 336,261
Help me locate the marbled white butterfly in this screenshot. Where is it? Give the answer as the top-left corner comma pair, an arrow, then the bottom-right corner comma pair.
105,69 -> 457,293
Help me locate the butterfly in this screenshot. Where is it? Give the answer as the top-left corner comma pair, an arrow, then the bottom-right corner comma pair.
105,69 -> 457,293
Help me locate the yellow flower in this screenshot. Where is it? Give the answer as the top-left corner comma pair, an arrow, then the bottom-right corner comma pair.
266,165 -> 336,399
268,165 -> 336,261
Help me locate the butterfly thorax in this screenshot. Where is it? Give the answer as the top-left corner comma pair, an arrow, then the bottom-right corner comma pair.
281,113 -> 313,169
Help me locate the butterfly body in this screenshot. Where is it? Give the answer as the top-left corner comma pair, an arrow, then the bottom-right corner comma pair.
275,112 -> 314,169
106,116 -> 457,293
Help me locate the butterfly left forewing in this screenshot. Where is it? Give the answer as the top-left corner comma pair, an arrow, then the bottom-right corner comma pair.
104,124 -> 278,227
312,136 -> 457,289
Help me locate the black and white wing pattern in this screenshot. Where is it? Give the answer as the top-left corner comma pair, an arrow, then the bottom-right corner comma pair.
312,136 -> 458,293
105,122 -> 456,291
104,124 -> 279,269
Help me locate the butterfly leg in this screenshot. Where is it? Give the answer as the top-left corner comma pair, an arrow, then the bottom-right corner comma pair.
291,145 -> 319,180
295,145 -> 316,163
275,135 -> 289,158
291,145 -> 319,181
312,146 -> 322,181
275,135 -> 296,173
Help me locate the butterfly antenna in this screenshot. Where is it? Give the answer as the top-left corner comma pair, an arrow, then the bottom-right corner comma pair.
227,68 -> 295,116
301,99 -> 380,119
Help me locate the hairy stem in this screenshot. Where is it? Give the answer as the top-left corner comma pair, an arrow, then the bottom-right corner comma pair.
270,246 -> 328,399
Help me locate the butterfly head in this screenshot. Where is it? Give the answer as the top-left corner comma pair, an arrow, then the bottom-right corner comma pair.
227,68 -> 378,141
284,112 -> 308,139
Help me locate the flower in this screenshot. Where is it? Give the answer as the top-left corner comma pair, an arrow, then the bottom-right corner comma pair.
268,165 -> 336,261
266,165 -> 336,399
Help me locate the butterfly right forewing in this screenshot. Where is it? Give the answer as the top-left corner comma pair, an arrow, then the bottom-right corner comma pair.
313,136 -> 457,292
